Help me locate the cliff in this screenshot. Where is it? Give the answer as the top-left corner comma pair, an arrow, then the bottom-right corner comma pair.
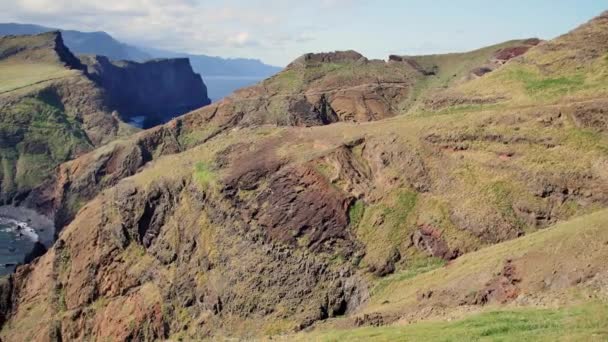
0,31 -> 83,68
0,31 -> 127,203
80,55 -> 211,128
0,31 -> 209,204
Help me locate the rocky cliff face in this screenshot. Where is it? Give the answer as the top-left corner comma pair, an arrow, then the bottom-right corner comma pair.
80,55 -> 211,128
0,31 -> 83,68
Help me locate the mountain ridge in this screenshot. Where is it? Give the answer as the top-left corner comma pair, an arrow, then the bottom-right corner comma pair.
0,23 -> 282,77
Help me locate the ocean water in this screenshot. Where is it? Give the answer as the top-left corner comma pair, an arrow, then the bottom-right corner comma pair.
125,76 -> 267,129
0,218 -> 42,276
204,76 -> 266,102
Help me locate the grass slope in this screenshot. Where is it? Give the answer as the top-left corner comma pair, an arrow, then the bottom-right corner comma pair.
440,12 -> 608,109
293,303 -> 608,342
0,60 -> 75,94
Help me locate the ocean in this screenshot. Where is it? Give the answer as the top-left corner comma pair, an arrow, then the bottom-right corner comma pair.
204,76 -> 266,102
0,207 -> 54,276
0,218 -> 38,276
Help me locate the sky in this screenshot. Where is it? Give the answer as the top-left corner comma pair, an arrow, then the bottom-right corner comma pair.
0,0 -> 606,66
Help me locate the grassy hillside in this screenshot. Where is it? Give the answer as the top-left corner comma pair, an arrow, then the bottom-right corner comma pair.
195,40 -> 537,127
290,209 -> 608,341
0,61 -> 75,94
0,32 -> 128,203
291,303 -> 608,341
428,12 -> 608,110
0,91 -> 93,196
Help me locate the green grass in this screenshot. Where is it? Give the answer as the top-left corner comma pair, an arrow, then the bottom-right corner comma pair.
193,161 -> 216,188
348,200 -> 365,228
0,92 -> 92,199
267,69 -> 305,93
565,128 -> 608,154
178,124 -> 219,148
355,189 -> 418,266
503,68 -> 588,97
0,61 -> 75,94
483,181 -> 518,221
296,302 -> 608,341
525,75 -> 586,93
371,256 -> 446,296
389,191 -> 418,226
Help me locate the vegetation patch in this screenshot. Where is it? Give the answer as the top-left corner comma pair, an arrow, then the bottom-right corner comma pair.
501,67 -> 587,98
565,128 -> 608,154
348,200 -> 365,228
371,256 -> 445,296
0,92 -> 92,199
193,161 -> 216,188
356,190 -> 419,267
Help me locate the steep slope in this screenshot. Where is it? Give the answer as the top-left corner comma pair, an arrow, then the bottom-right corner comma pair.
23,38 -> 541,226
393,38 -> 541,112
0,32 -> 129,203
79,55 -> 211,128
2,12 -> 608,342
218,41 -> 537,126
0,23 -> 283,101
5,92 -> 608,340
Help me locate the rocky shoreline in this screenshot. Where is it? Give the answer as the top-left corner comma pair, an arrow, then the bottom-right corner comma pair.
0,206 -> 55,276
0,206 -> 54,246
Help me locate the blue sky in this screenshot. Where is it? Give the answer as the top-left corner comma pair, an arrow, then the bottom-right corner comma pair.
0,0 -> 606,66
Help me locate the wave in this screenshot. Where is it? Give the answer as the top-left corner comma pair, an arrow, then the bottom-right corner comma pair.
0,217 -> 39,242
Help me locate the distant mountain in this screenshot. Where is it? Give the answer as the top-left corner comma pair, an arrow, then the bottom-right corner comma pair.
0,23 -> 150,61
0,23 -> 282,100
143,47 -> 281,77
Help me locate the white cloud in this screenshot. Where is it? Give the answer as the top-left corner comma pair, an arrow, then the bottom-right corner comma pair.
0,0 -> 367,64
1,1 -> 279,49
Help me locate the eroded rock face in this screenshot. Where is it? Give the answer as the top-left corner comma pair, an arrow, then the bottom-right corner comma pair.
0,31 -> 83,67
461,260 -> 521,305
4,15 -> 608,340
0,31 -> 210,204
1,161 -> 369,340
